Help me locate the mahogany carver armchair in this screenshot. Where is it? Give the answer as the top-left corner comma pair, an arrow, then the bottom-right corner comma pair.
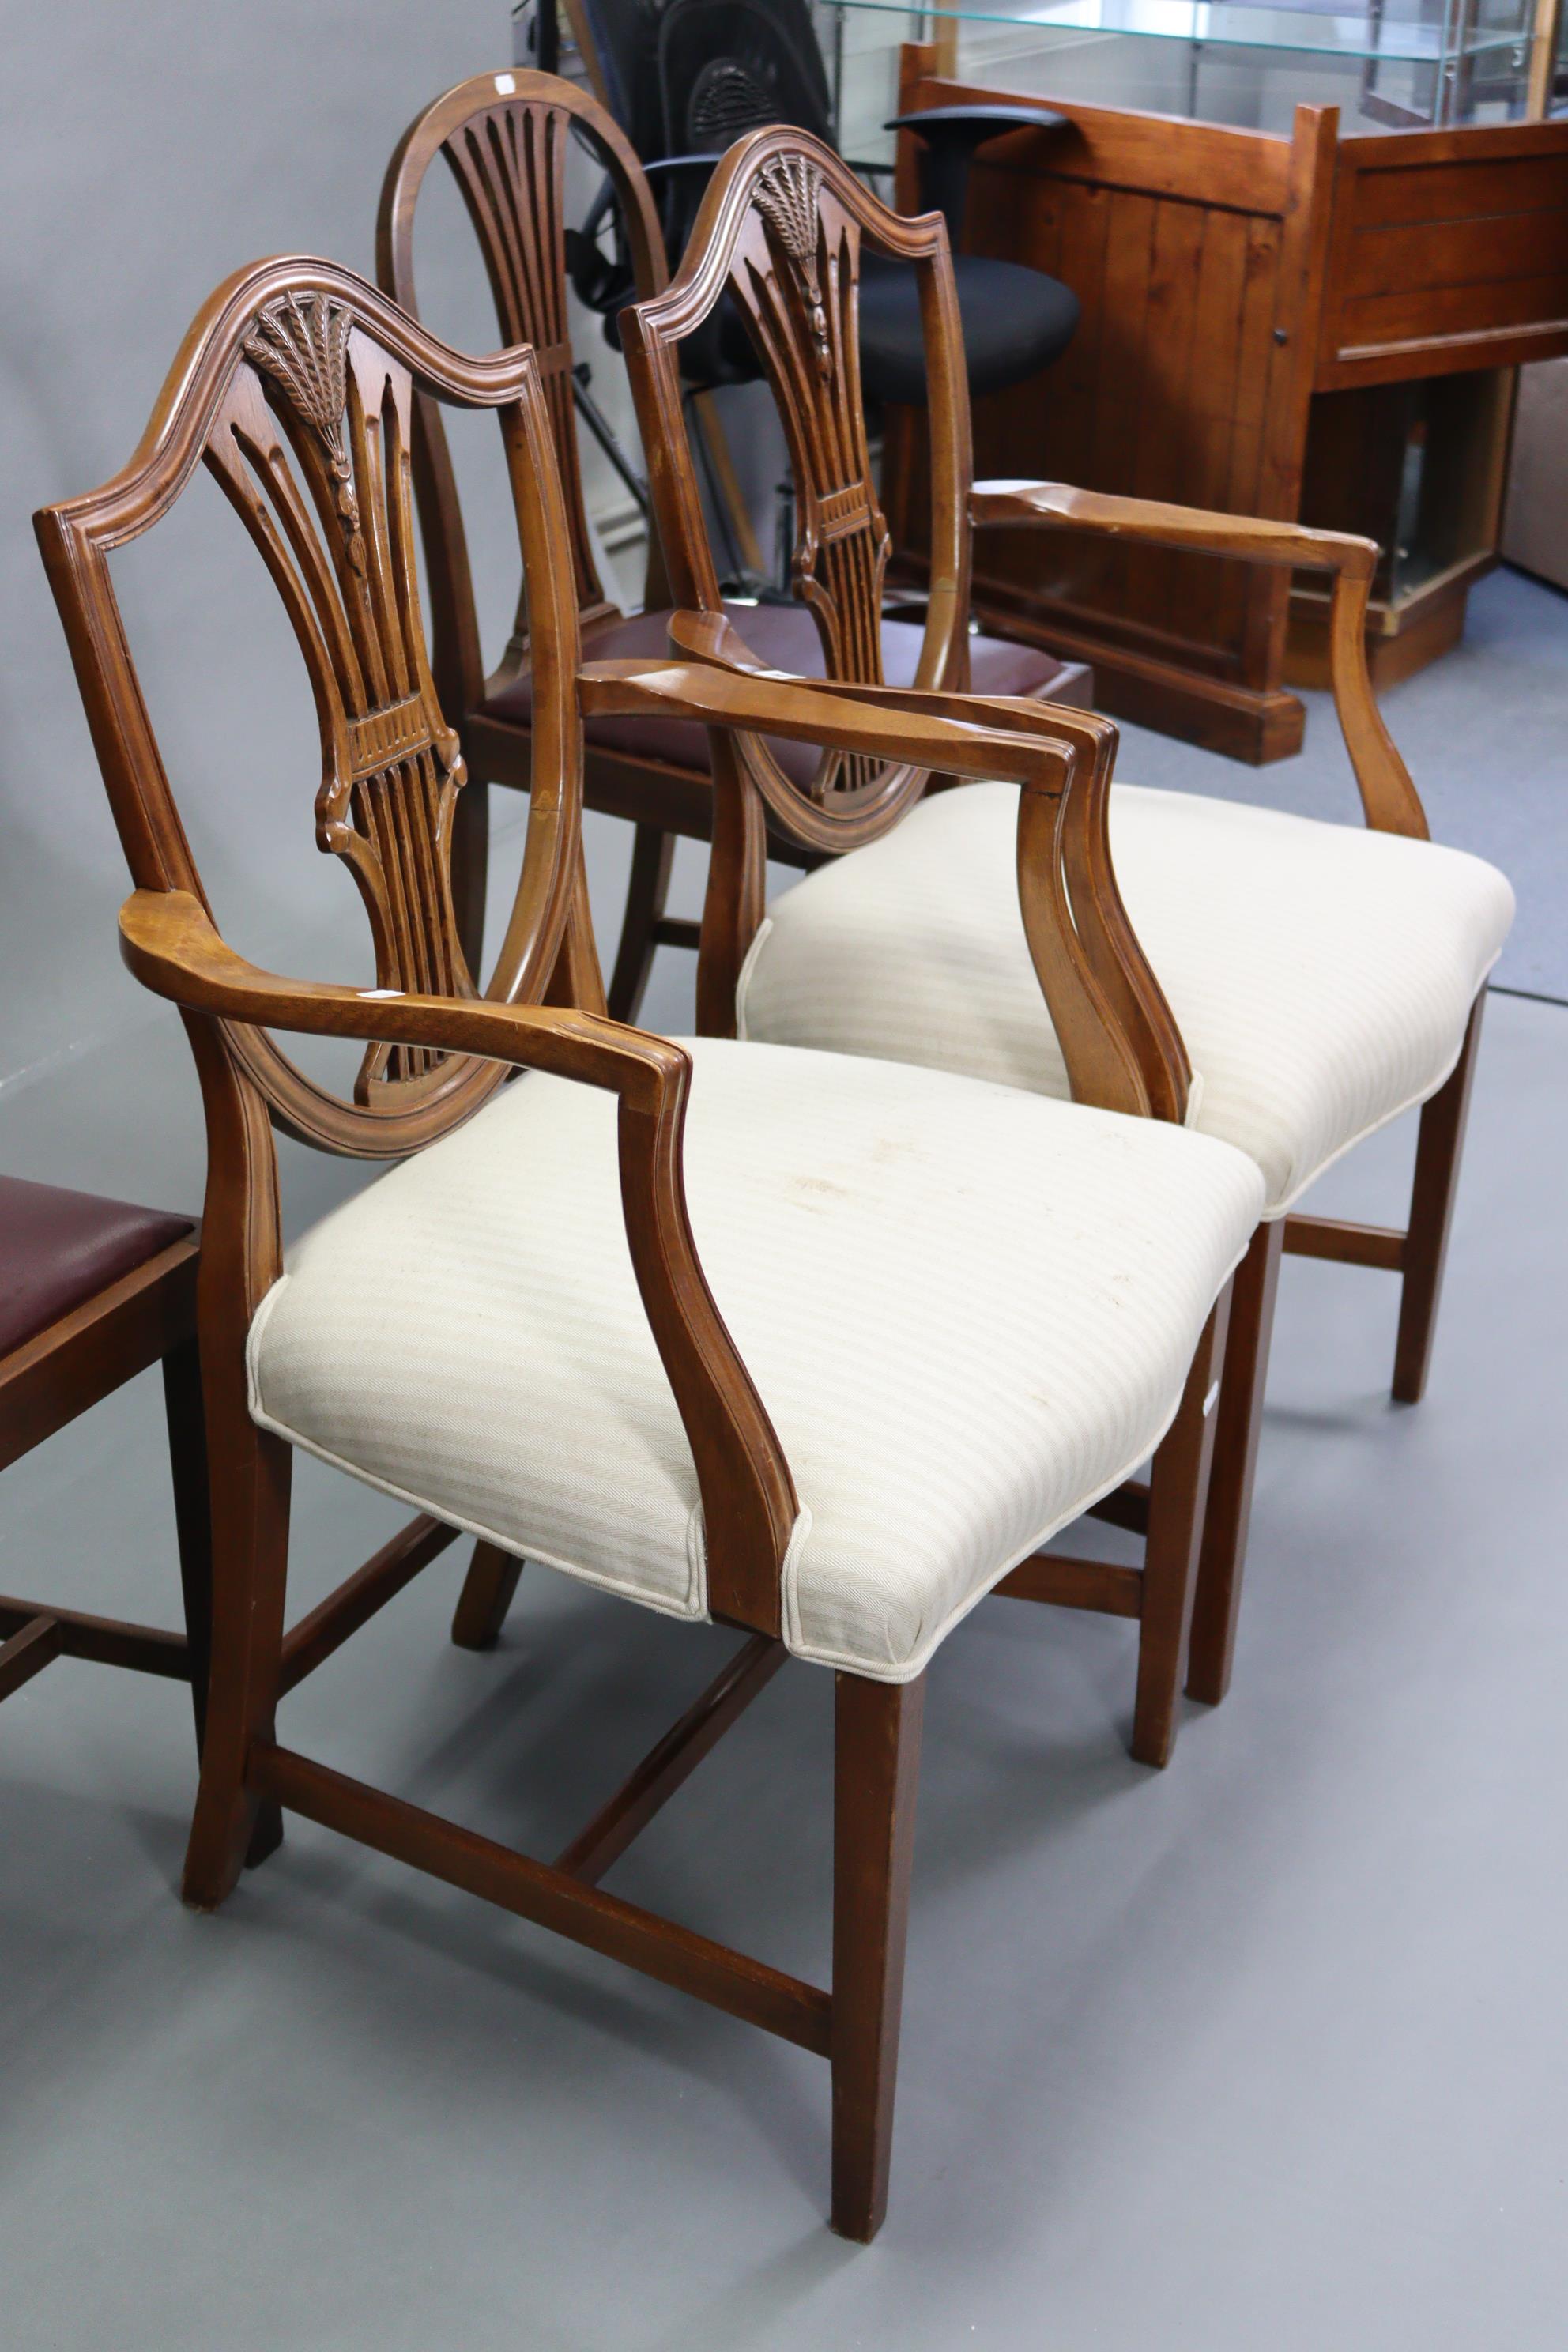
614,128 -> 1514,1709
0,1178 -> 208,1728
376,69 -> 1088,1019
37,256 -> 1264,2235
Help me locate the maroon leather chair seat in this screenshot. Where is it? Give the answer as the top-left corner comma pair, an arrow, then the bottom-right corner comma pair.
486,599 -> 1077,789
0,1176 -> 193,1360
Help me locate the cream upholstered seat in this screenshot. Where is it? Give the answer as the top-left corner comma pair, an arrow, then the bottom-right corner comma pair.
736,785 -> 1515,1219
248,1038 -> 1263,1681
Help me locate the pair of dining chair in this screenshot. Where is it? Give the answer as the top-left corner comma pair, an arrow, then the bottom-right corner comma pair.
33,84 -> 1509,2246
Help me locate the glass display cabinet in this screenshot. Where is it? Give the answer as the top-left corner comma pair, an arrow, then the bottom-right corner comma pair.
849,28 -> 1568,756
821,0 -> 1555,140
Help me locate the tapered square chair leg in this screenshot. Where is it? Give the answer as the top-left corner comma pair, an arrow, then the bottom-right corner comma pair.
607,823 -> 677,1025
160,1331 -> 213,1752
1186,1221 -> 1284,1708
1393,993 -> 1483,1406
450,1541 -> 526,1652
181,1411 -> 292,1913
831,1671 -> 925,2243
450,775 -> 490,986
1133,1286 -> 1231,1766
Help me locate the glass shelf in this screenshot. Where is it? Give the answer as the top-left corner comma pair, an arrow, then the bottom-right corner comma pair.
820,0 -> 1540,135
835,0 -> 1532,66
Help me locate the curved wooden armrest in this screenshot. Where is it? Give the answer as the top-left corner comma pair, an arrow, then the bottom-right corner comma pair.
971,479 -> 1378,576
580,652 -> 1077,797
119,890 -> 799,1634
586,642 -> 1191,1123
969,481 -> 1427,838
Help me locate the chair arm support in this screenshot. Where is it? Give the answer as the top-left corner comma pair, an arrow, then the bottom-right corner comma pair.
580,650 -> 1080,798
970,480 -> 1428,839
118,889 -> 801,1634
119,887 -> 679,1105
609,624 -> 1192,1123
971,478 -> 1378,575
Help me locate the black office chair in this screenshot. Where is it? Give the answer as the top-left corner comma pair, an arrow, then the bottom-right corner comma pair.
560,0 -> 1080,405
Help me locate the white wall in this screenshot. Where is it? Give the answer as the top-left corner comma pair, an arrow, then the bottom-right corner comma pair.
0,0 -> 665,1200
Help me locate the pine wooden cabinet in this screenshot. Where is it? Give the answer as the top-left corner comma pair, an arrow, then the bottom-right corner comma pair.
884,43 -> 1568,759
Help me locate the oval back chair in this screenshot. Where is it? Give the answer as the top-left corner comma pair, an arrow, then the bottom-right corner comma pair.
378,68 -> 670,974
379,72 -> 1087,1016
38,256 -> 598,1165
617,127 -> 1184,1095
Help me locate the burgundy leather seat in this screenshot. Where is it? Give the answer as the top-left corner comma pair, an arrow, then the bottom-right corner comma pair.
485,599 -> 1080,789
0,1176 -> 193,1359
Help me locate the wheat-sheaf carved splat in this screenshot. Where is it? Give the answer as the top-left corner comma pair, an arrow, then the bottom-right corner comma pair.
740,164 -> 893,805
208,293 -> 469,1103
439,100 -> 605,612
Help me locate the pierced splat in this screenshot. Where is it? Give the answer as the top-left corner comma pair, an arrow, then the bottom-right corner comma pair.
733,159 -> 895,805
439,100 -> 607,621
206,292 -> 469,1103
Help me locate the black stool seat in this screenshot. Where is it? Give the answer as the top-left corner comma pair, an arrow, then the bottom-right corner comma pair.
859,254 -> 1081,409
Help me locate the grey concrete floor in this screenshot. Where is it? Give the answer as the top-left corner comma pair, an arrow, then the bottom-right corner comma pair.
1,981 -> 1563,2350
1106,564 -> 1568,1004
3,563 -> 1566,2344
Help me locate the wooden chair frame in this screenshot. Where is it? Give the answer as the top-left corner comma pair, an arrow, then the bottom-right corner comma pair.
377,69 -> 1089,1022
617,125 -> 1487,1706
377,67 -> 673,986
0,1228 -> 209,1724
39,254 -> 1236,2237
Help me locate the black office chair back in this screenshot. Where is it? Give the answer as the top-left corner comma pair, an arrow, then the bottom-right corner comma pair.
571,0 -> 832,386
572,0 -> 831,163
658,0 -> 833,154
568,0 -> 1078,404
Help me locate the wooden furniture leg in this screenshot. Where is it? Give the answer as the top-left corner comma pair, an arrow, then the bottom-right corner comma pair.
450,1541 -> 526,1652
1185,1220 -> 1284,1707
181,1409 -> 292,1910
1132,1286 -> 1231,1767
450,774 -> 490,985
160,1330 -> 212,1749
1393,992 -> 1484,1406
831,1669 -> 924,2244
607,822 -> 677,1023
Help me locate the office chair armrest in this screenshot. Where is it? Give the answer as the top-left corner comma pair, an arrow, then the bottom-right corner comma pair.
571,156 -> 722,316
885,104 -> 1069,145
884,105 -> 1069,238
643,153 -> 727,177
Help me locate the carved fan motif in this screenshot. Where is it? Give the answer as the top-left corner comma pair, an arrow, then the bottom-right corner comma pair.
755,156 -> 831,378
242,293 -> 366,573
